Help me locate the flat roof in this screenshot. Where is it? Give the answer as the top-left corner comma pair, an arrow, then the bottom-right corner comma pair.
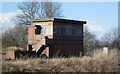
31,18 -> 87,24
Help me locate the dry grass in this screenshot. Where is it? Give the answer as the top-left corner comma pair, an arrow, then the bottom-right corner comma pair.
2,47 -> 24,51
2,49 -> 119,72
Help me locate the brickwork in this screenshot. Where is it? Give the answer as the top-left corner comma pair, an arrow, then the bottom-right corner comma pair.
2,51 -> 15,59
28,27 -> 35,40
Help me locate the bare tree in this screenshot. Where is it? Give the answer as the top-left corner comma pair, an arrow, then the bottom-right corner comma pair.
16,0 -> 62,26
40,1 -> 62,18
84,26 -> 97,56
101,27 -> 118,48
2,28 -> 19,48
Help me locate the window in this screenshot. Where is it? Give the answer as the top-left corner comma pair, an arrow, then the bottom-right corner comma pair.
35,26 -> 42,35
43,27 -> 46,35
78,29 -> 83,36
41,26 -> 53,35
54,26 -> 83,36
72,28 -> 78,36
72,28 -> 83,36
66,26 -> 72,36
60,27 -> 66,36
41,28 -> 43,35
54,26 -> 66,36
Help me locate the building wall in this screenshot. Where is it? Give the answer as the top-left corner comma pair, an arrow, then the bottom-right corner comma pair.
50,22 -> 84,57
28,26 -> 35,40
27,22 -> 53,57
2,51 -> 15,59
28,22 -> 53,44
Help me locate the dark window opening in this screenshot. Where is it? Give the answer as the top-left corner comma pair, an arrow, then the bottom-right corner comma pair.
29,44 -> 33,51
35,26 -> 42,35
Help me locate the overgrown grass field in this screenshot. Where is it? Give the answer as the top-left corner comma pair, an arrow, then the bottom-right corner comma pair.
2,49 -> 119,72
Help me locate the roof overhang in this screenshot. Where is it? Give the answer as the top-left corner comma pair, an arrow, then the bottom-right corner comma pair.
30,18 -> 87,25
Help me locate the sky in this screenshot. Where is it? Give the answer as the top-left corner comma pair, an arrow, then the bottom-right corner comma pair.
0,2 -> 118,40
